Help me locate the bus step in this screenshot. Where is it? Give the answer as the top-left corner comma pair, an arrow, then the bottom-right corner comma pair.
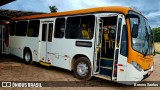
100,66 -> 112,70
40,61 -> 51,67
99,66 -> 112,77
101,57 -> 113,60
100,58 -> 113,67
94,74 -> 111,81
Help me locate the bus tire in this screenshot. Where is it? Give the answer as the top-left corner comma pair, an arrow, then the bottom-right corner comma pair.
24,50 -> 32,64
74,57 -> 92,80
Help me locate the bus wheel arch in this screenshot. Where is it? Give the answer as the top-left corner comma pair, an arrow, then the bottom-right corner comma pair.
72,54 -> 92,80
23,47 -> 32,64
71,54 -> 89,70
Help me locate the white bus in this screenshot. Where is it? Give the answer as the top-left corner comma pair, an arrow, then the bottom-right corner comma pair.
9,6 -> 155,84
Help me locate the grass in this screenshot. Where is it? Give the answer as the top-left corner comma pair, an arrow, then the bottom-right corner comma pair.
155,52 -> 160,54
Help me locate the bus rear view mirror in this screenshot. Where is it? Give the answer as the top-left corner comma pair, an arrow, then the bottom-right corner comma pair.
126,14 -> 139,19
126,14 -> 140,38
132,24 -> 139,38
126,14 -> 140,23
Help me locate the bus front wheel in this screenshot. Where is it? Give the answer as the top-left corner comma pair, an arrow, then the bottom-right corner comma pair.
24,50 -> 32,64
74,57 -> 92,80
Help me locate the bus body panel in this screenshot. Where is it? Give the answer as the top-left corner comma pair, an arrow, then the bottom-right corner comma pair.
128,50 -> 154,70
51,38 -> 94,70
118,63 -> 153,84
9,36 -> 39,61
38,17 -> 95,70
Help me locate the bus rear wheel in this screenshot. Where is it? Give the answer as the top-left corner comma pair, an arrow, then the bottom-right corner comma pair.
74,57 -> 92,80
24,50 -> 32,64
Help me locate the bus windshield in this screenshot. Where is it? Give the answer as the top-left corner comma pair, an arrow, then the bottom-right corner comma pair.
129,11 -> 154,55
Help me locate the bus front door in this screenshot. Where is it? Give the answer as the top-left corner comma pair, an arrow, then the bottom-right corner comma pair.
112,14 -> 127,81
94,14 -> 127,81
94,15 -> 118,80
40,22 -> 54,65
94,17 -> 103,74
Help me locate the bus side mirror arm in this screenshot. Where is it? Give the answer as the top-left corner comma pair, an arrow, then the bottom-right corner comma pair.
126,14 -> 140,23
153,48 -> 156,56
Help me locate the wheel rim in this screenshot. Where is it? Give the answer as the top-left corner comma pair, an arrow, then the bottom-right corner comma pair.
25,52 -> 31,62
77,62 -> 88,77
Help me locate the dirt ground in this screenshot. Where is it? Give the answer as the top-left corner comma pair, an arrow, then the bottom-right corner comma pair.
0,54 -> 160,90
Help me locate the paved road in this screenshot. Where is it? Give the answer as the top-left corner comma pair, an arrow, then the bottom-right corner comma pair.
0,54 -> 160,90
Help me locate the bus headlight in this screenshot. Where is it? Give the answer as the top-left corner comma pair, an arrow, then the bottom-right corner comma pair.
132,61 -> 142,71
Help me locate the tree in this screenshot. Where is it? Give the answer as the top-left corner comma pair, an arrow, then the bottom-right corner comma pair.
49,5 -> 58,13
152,27 -> 160,42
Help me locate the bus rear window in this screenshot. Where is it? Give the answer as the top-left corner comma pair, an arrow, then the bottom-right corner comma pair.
27,20 -> 40,37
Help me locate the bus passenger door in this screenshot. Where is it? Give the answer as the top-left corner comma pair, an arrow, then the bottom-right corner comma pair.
94,14 -> 118,80
40,22 -> 54,64
0,25 -> 5,54
112,14 -> 128,81
47,23 -> 54,64
94,17 -> 103,73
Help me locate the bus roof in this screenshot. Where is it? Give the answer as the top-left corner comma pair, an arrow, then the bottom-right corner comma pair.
11,6 -> 135,21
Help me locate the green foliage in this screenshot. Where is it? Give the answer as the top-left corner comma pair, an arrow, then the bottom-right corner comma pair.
155,51 -> 160,54
152,27 -> 160,42
49,5 -> 58,13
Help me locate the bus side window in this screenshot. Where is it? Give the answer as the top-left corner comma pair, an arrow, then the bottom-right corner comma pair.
120,25 -> 128,56
116,18 -> 122,47
15,21 -> 28,36
10,22 -> 16,36
42,24 -> 47,41
48,23 -> 53,42
27,20 -> 40,37
54,18 -> 65,38
65,15 -> 95,39
66,17 -> 81,39
81,15 -> 95,39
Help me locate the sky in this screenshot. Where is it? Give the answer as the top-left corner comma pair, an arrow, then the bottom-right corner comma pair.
1,0 -> 160,28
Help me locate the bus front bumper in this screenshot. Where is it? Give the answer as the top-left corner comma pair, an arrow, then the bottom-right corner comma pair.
129,63 -> 153,81
118,63 -> 153,85
142,67 -> 153,80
